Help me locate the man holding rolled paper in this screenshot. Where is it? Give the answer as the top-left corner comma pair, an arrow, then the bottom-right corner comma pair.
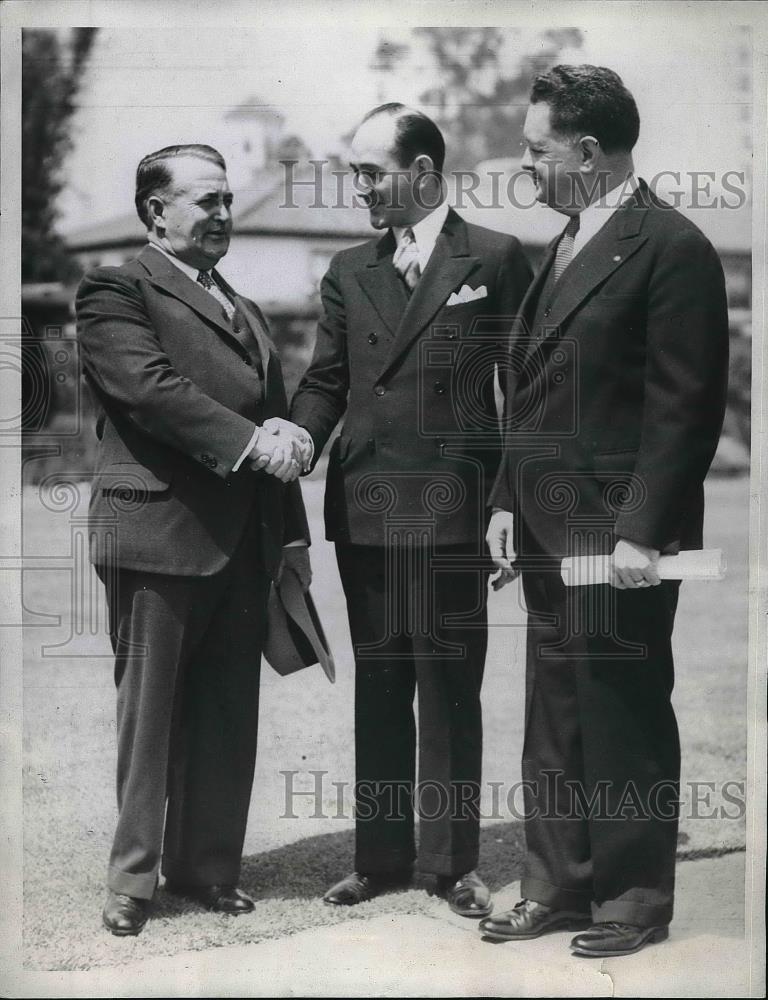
484,66 -> 729,957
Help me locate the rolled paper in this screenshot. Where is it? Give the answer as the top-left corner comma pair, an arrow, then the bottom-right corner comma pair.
561,549 -> 726,587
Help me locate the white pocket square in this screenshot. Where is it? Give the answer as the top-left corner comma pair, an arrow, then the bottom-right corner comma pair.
446,284 -> 488,307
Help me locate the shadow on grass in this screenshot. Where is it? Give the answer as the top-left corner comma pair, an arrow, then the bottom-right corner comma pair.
150,822 -> 527,918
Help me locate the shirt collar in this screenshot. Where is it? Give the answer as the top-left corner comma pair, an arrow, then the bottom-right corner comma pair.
147,238 -> 209,284
575,174 -> 639,245
393,200 -> 450,260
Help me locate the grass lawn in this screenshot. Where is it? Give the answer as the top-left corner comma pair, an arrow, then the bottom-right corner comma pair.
21,473 -> 749,970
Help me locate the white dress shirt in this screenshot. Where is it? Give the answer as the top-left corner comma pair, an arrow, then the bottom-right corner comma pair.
392,199 -> 451,272
570,174 -> 639,261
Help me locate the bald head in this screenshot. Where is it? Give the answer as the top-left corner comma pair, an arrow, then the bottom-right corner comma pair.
356,103 -> 445,174
349,103 -> 446,231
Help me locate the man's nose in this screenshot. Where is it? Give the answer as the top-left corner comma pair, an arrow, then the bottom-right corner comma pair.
214,200 -> 232,222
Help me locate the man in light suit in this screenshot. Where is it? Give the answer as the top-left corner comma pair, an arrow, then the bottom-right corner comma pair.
278,104 -> 532,915
76,144 -> 312,935
481,66 -> 728,956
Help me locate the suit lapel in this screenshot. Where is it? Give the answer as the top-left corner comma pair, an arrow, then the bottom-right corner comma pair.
139,245 -> 241,348
230,292 -> 273,382
522,193 -> 650,363
354,230 -> 408,337
377,210 -> 480,381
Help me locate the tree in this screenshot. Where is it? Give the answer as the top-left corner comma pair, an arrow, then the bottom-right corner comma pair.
376,28 -> 583,170
22,28 -> 98,283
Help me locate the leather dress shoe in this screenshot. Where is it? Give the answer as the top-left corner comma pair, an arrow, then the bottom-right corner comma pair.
480,899 -> 591,941
436,871 -> 493,918
323,870 -> 411,906
165,882 -> 255,914
570,921 -> 669,957
102,890 -> 151,936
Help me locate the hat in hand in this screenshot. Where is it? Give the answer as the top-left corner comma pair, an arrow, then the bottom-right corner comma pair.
263,565 -> 335,682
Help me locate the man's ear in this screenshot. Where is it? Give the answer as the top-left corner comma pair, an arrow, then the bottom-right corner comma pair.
414,154 -> 436,177
578,136 -> 600,170
147,195 -> 166,230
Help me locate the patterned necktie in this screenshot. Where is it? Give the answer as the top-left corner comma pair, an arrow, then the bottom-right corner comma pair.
392,227 -> 421,293
197,269 -> 235,320
197,270 -> 266,379
553,215 -> 581,282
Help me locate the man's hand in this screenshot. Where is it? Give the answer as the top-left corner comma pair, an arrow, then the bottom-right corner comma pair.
262,417 -> 313,472
278,543 -> 312,591
486,508 -> 519,591
610,537 -> 661,590
248,428 -> 301,482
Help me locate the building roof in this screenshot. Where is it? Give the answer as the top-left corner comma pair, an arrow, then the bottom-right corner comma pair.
64,162 -> 751,255
65,167 -> 374,252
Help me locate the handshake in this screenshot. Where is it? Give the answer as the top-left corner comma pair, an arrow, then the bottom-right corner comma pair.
248,417 -> 313,483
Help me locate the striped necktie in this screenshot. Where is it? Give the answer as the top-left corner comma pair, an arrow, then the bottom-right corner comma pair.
393,227 -> 421,293
553,215 -> 581,282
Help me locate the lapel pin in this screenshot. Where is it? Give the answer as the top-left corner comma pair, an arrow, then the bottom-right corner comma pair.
613,254 -> 622,262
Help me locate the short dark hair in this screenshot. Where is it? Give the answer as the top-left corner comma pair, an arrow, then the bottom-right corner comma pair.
530,65 -> 640,154
360,103 -> 446,174
134,144 -> 226,228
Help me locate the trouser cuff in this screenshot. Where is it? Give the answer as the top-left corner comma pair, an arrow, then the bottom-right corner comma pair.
107,864 -> 158,901
161,859 -> 241,888
521,875 -> 592,912
592,897 -> 673,928
354,845 -> 415,875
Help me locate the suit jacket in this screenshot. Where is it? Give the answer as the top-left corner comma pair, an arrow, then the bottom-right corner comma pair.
290,209 -> 533,547
489,180 -> 729,558
76,244 -> 309,577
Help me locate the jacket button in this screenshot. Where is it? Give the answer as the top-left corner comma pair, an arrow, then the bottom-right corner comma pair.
433,380 -> 446,395
374,384 -> 386,396
201,453 -> 217,468
368,332 -> 378,345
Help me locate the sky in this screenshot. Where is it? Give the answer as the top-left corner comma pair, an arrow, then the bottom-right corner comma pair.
55,19 -> 752,234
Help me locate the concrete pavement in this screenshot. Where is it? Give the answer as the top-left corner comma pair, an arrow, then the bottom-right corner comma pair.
6,851 -> 763,998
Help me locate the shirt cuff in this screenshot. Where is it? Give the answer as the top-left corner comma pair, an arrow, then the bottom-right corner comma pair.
232,425 -> 260,472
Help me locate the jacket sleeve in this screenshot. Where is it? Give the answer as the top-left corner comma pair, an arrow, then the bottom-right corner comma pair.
282,479 -> 311,545
614,229 -> 729,548
76,267 -> 257,479
289,253 -> 350,465
487,238 -> 534,512
495,236 -> 534,323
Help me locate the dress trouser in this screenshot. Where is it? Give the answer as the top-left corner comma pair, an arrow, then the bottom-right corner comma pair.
519,561 -> 681,928
335,542 -> 489,877
99,515 -> 270,900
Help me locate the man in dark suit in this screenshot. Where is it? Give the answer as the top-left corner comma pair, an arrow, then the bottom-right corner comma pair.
76,144 -> 311,936
278,104 -> 531,915
480,66 -> 729,956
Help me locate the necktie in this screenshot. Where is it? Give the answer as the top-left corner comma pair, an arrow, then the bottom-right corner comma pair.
197,269 -> 236,320
553,215 -> 581,282
393,228 -> 421,293
197,270 -> 265,379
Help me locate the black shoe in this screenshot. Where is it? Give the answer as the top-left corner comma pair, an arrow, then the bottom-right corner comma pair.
436,871 -> 493,918
480,899 -> 591,941
165,881 -> 255,914
102,890 -> 151,936
323,870 -> 412,906
570,921 -> 669,957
